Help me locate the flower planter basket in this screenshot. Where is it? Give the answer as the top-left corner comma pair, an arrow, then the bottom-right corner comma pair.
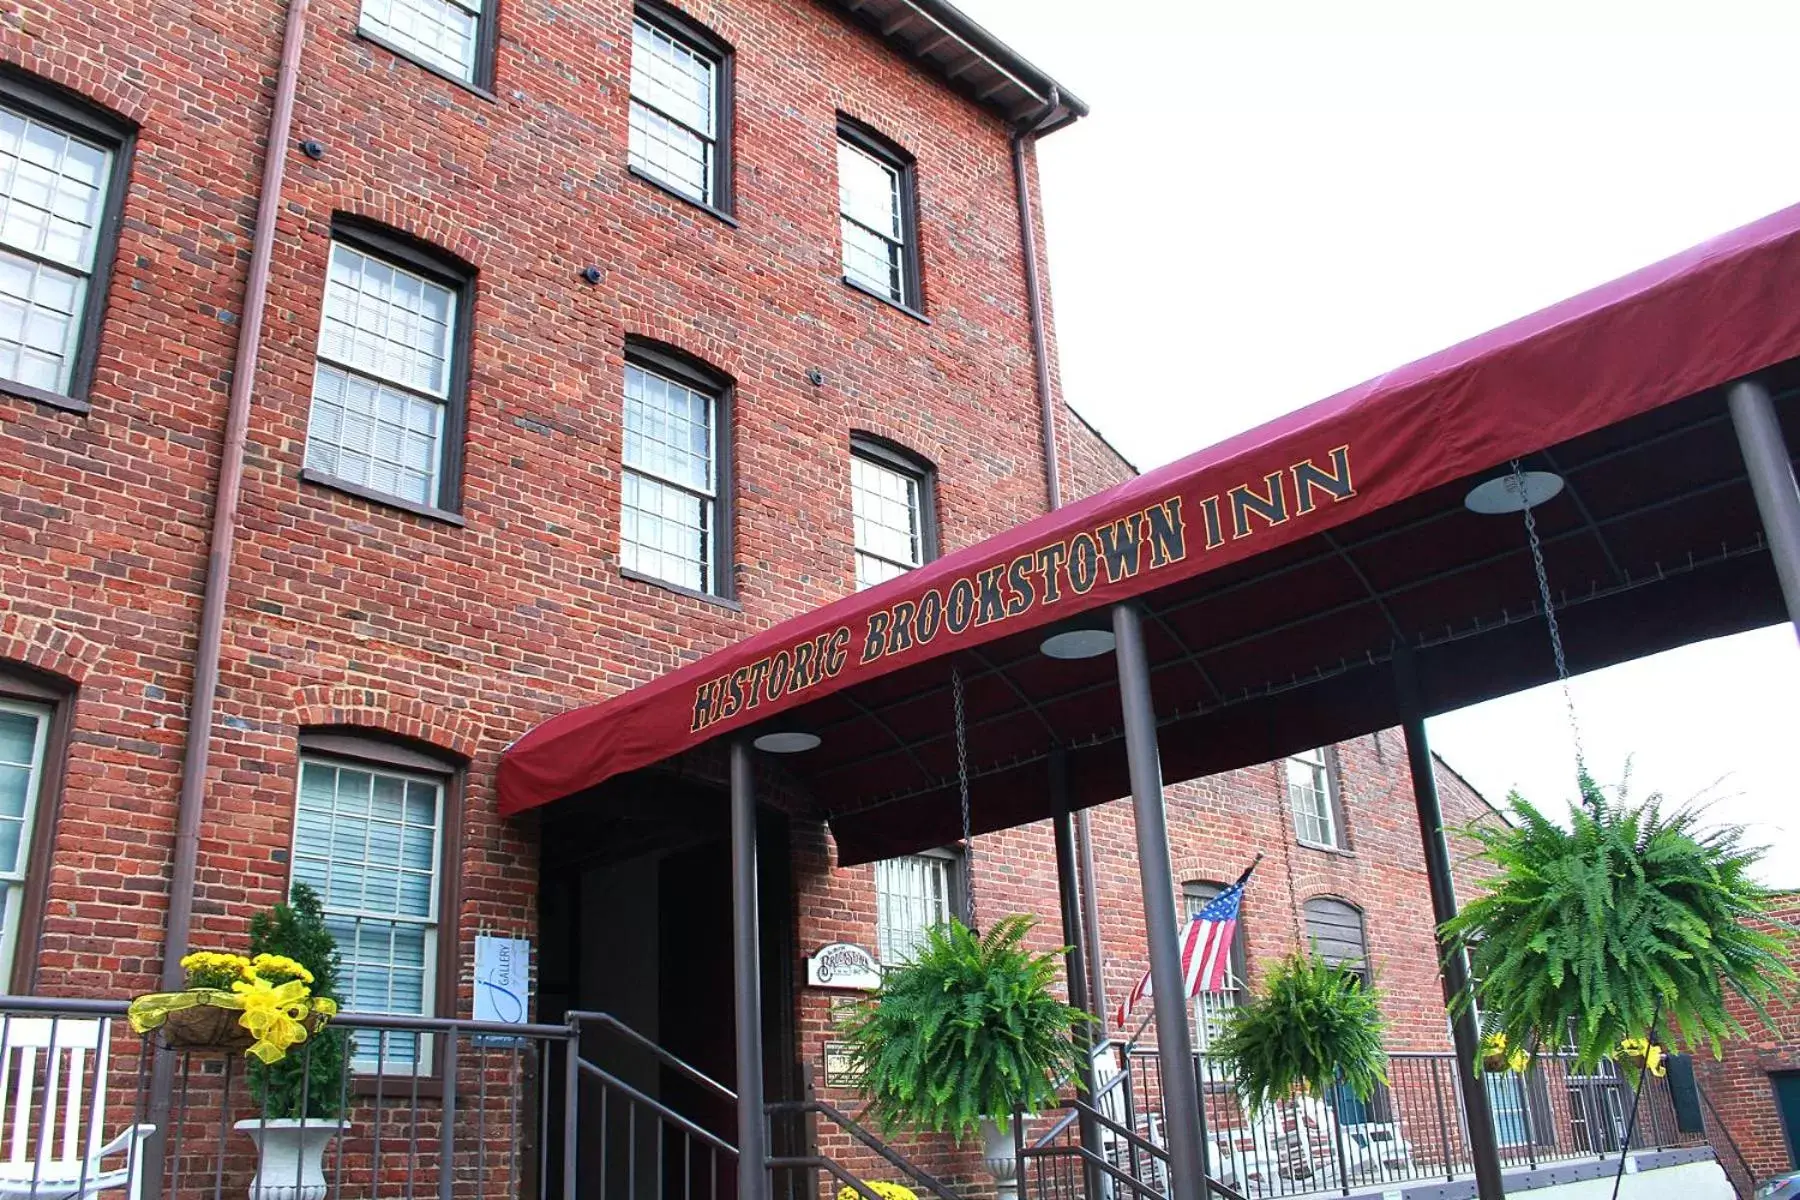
160,1000 -> 256,1054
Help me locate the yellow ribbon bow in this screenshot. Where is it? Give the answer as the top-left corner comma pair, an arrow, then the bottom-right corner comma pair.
1618,1037 -> 1667,1077
233,977 -> 315,1065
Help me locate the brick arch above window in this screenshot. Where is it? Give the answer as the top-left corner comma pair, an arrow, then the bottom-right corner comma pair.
0,615 -> 101,685
619,320 -> 743,386
291,684 -> 481,762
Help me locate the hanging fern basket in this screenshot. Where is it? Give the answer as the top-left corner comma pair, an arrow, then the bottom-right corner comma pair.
1442,771 -> 1794,1072
1209,950 -> 1388,1112
835,915 -> 1086,1141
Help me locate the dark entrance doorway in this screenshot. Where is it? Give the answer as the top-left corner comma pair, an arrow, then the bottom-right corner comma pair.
1774,1071 -> 1800,1169
537,774 -> 797,1200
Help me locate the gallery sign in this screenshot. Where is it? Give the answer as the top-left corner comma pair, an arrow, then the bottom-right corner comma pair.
806,942 -> 881,990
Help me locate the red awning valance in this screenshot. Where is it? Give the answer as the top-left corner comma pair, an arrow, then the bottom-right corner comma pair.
499,203 -> 1800,850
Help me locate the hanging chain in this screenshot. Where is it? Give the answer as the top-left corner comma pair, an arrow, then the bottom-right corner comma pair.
952,663 -> 976,931
1511,458 -> 1586,777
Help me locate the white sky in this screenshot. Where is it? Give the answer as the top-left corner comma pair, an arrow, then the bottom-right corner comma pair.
954,0 -> 1800,885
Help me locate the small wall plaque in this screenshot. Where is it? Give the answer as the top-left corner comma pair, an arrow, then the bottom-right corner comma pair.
823,1041 -> 863,1088
806,942 -> 881,991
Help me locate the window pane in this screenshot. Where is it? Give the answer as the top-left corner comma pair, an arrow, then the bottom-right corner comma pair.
317,244 -> 455,397
840,217 -> 904,303
292,756 -> 442,1041
851,453 -> 921,589
359,0 -> 482,82
629,101 -> 712,203
305,363 -> 444,506
837,139 -> 901,240
874,854 -> 951,965
631,19 -> 715,138
0,237 -> 87,394
0,106 -> 111,271
623,364 -> 714,492
0,704 -> 47,984
1287,751 -> 1335,847
620,471 -> 710,592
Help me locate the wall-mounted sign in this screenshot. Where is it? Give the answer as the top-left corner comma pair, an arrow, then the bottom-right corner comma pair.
806,942 -> 881,990
823,1041 -> 863,1088
474,935 -> 531,1025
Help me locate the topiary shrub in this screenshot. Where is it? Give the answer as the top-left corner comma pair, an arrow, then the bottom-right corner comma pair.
246,883 -> 347,1119
1210,950 -> 1387,1111
837,914 -> 1086,1140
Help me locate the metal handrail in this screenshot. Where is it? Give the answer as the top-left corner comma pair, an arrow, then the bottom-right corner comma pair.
567,1008 -> 738,1103
767,1094 -> 963,1200
1032,1061 -> 1131,1148
577,1059 -> 739,1155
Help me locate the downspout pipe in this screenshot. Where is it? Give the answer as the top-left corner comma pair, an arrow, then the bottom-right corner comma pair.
1010,91 -> 1111,1029
161,0 -> 311,990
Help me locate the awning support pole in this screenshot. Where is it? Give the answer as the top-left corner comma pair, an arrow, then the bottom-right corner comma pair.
1112,602 -> 1206,1200
731,740 -> 769,1200
1727,378 -> 1800,642
1050,748 -> 1104,1200
1393,648 -> 1504,1200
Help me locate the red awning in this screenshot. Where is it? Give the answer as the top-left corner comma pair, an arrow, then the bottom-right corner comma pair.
499,203 -> 1800,861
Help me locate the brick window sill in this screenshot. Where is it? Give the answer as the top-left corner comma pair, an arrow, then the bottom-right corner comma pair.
619,566 -> 743,612
0,378 -> 90,414
627,166 -> 739,229
355,28 -> 499,104
841,276 -> 930,326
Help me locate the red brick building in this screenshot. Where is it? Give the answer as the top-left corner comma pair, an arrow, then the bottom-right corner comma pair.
1694,893 -> 1800,1195
0,0 -> 1562,1191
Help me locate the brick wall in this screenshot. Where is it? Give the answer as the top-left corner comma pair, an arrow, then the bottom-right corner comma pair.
2,0 -> 1068,1004
1692,893 -> 1800,1194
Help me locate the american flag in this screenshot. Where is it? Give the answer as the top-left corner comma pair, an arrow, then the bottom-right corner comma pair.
1116,857 -> 1258,1030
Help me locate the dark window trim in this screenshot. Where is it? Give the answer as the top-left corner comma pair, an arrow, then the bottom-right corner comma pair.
0,66 -> 137,413
631,0 -> 735,215
299,467 -> 468,527
320,217 -> 477,515
850,432 -> 940,574
1181,879 -> 1250,1001
622,337 -> 735,600
1323,744 -> 1351,851
294,728 -> 466,1085
355,0 -> 500,92
0,662 -> 75,994
627,165 -> 740,229
835,114 -> 923,314
354,28 -> 500,103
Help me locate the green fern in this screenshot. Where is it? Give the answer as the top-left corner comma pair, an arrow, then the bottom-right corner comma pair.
1210,950 -> 1388,1111
1442,770 -> 1793,1071
837,915 -> 1087,1141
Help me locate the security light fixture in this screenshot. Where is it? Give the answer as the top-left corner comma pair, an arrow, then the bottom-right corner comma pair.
753,730 -> 821,754
1464,470 -> 1564,515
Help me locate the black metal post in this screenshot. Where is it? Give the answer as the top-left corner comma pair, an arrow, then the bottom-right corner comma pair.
1727,378 -> 1800,642
732,740 -> 769,1200
1112,602 -> 1206,1200
1050,748 -> 1105,1200
1393,648 -> 1506,1200
1077,810 -> 1109,1028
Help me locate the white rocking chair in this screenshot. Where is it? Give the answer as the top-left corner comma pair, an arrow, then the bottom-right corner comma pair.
0,1018 -> 155,1199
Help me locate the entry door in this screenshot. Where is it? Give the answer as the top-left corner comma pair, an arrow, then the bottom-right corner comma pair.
1774,1072 -> 1800,1168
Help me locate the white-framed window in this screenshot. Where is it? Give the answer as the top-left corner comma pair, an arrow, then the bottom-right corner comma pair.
851,448 -> 926,589
292,754 -> 444,1072
359,0 -> 486,84
0,700 -> 49,987
0,98 -> 117,398
629,10 -> 727,207
1287,747 -> 1338,848
305,240 -> 460,510
837,123 -> 917,308
874,850 -> 956,966
1182,882 -> 1248,1053
621,357 -> 720,594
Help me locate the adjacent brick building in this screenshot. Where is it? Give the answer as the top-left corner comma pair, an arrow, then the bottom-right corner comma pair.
2,0 -> 1521,1191
1693,893 -> 1800,1195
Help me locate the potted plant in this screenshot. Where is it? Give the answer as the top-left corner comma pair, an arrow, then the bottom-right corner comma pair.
1209,949 -> 1388,1112
232,884 -> 350,1200
1442,771 -> 1794,1074
837,915 -> 1086,1196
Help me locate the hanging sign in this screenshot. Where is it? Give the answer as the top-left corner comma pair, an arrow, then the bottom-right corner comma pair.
806,942 -> 881,990
474,935 -> 531,1025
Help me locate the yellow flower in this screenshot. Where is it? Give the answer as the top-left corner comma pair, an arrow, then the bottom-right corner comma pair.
1618,1037 -> 1667,1077
248,953 -> 315,985
839,1184 -> 917,1200
180,951 -> 252,974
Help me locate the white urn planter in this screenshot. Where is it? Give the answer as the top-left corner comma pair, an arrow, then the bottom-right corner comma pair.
234,1118 -> 349,1200
980,1117 -> 1020,1200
